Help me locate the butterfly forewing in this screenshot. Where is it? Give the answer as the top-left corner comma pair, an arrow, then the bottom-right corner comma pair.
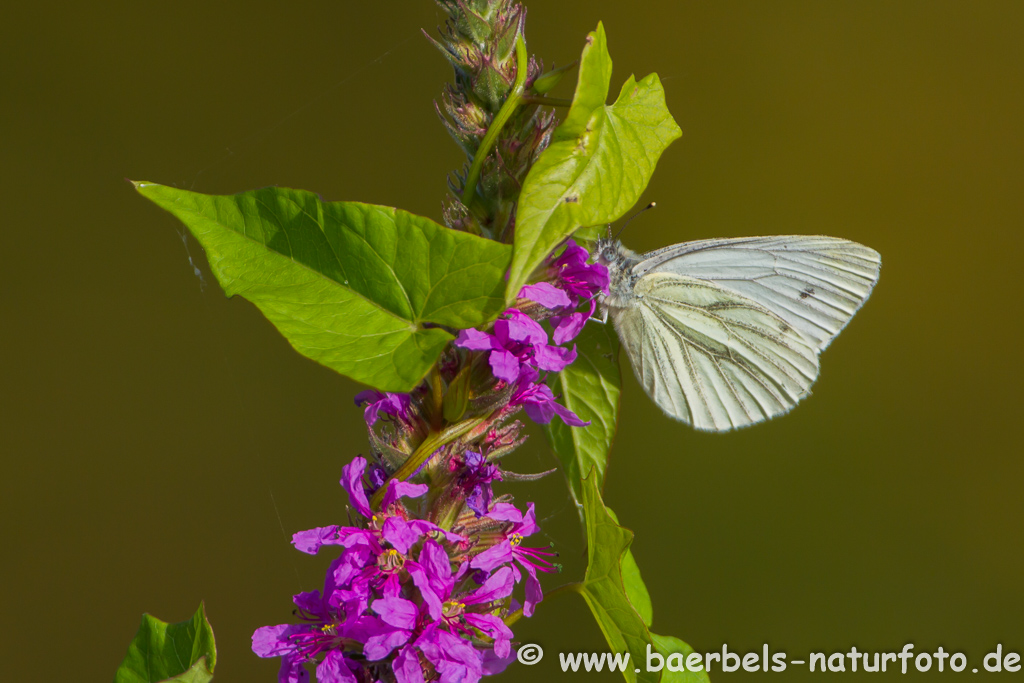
635,236 -> 881,350
615,271 -> 820,431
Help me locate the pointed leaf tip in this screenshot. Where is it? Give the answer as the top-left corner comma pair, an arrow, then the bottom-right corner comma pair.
135,183 -> 512,391
508,24 -> 681,300
114,603 -> 216,683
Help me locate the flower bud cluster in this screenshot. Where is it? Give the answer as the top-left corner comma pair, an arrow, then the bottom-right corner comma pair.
428,0 -> 557,239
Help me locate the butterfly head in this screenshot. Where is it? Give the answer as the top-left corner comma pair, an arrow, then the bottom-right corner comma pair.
594,202 -> 655,272
594,232 -> 622,268
594,234 -> 639,272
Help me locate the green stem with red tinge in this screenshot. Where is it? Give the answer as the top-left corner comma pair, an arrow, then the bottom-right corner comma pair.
461,33 -> 529,216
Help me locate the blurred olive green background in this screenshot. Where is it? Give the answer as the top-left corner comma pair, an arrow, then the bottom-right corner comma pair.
3,1 -> 1023,680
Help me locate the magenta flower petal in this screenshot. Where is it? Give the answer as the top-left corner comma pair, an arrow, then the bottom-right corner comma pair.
517,503 -> 540,537
340,457 -> 372,518
416,627 -> 484,683
252,624 -> 307,658
419,538 -> 453,582
469,541 -> 513,572
465,566 -> 515,604
519,282 -> 571,309
291,525 -> 341,555
316,650 -> 358,683
551,310 -> 589,345
531,343 -> 577,372
410,519 -> 466,545
382,517 -> 464,554
291,590 -> 323,615
522,399 -> 556,424
394,644 -> 426,683
363,626 -> 413,661
482,648 -> 516,676
381,517 -> 421,554
278,657 -> 310,683
551,401 -> 590,427
380,479 -> 429,510
355,390 -> 411,426
407,563 -> 444,621
522,564 -> 544,617
463,613 -> 513,658
485,502 -> 524,523
495,309 -> 548,345
454,328 -> 499,351
488,348 -> 520,382
372,595 -> 419,630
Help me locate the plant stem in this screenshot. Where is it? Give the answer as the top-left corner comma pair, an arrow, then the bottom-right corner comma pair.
460,33 -> 529,215
370,415 -> 488,510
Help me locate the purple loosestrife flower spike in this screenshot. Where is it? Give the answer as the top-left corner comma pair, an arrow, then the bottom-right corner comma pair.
253,7 -> 619,683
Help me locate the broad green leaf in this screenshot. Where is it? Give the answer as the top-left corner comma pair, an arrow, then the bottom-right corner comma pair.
135,183 -> 511,392
579,471 -> 657,683
652,634 -> 712,683
507,25 -> 682,299
543,322 -> 621,506
114,603 -> 216,683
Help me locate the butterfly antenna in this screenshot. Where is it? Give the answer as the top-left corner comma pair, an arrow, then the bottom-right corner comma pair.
614,202 -> 656,240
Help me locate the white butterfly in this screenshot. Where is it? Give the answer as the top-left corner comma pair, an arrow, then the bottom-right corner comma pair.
594,234 -> 881,431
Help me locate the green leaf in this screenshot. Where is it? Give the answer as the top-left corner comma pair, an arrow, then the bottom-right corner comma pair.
543,322 -> 621,506
652,634 -> 712,683
607,506 -> 654,628
579,471 -> 657,683
579,473 -> 705,682
135,183 -> 511,392
114,603 -> 216,683
507,24 -> 682,299
555,22 -> 612,142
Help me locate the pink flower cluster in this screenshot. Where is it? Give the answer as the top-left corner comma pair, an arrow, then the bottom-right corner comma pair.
253,458 -> 554,683
454,240 -> 610,428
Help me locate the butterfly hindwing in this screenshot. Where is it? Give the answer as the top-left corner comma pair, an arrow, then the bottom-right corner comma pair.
613,271 -> 820,431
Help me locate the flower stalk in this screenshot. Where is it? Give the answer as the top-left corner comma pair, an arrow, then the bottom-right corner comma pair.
430,0 -> 560,240
460,33 -> 528,217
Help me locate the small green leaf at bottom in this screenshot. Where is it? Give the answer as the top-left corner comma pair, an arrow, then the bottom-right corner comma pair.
652,634 -> 711,683
579,472 -> 654,683
114,603 -> 216,683
579,472 -> 706,682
